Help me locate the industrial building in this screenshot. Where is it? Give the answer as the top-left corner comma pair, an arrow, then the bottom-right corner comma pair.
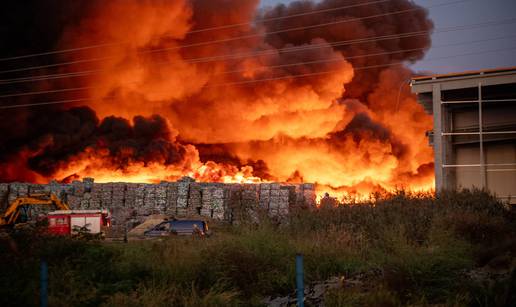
411,67 -> 516,204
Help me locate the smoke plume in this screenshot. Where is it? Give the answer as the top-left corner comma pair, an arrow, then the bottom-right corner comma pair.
0,0 -> 435,199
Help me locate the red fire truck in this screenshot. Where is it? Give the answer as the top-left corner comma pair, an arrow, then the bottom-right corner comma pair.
46,209 -> 111,236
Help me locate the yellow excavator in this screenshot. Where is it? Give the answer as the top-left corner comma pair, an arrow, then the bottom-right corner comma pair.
0,193 -> 70,227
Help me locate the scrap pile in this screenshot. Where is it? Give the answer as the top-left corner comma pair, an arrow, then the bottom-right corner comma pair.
0,178 -> 316,231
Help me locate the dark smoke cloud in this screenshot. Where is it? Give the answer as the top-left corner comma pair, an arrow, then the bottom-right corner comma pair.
0,106 -> 186,182
0,0 -> 434,191
260,0 -> 433,100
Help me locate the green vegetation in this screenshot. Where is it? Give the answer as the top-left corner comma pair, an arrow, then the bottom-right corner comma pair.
1,189 -> 515,306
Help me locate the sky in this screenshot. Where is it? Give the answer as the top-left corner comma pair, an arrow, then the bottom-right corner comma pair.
261,0 -> 516,74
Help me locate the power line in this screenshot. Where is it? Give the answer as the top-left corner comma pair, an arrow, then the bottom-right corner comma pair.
2,33 -> 515,98
208,46 -> 516,87
0,0 -> 393,63
0,0 -> 469,73
2,45 -> 515,109
2,16 -> 513,85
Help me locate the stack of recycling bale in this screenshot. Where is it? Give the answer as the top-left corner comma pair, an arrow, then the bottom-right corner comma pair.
242,184 -> 259,222
268,183 -> 281,217
101,183 -> 113,208
187,183 -> 202,216
124,183 -> 137,207
156,183 -> 168,214
111,183 -> 126,207
227,185 -> 243,223
134,184 -> 146,214
0,183 -> 9,210
302,183 -> 316,208
212,186 -> 226,220
29,183 -> 50,195
89,183 -> 103,209
143,185 -> 157,215
259,183 -> 271,210
67,180 -> 84,209
200,185 -> 213,217
80,178 -> 94,209
7,183 -> 30,211
0,178 -> 318,228
166,182 -> 178,216
278,188 -> 290,217
176,181 -> 189,217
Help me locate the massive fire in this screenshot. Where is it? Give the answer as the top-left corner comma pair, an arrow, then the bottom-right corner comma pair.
0,0 -> 435,201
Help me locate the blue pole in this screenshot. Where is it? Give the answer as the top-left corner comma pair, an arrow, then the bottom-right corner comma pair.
40,259 -> 48,307
296,254 -> 304,307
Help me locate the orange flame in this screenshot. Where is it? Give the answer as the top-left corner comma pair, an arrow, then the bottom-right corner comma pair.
5,0 -> 436,202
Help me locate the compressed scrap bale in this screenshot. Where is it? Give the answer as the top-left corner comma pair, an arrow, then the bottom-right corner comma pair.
111,183 -> 126,207
83,177 -> 94,192
134,184 -> 145,207
29,184 -> 50,195
200,186 -> 213,217
123,183 -> 137,207
80,198 -> 90,209
211,187 -> 227,220
67,195 -> 82,210
303,184 -> 316,208
18,183 -> 29,197
278,190 -> 290,216
155,184 -> 167,214
166,183 -> 178,215
72,181 -> 85,196
142,185 -> 157,214
188,183 -> 202,215
100,183 -> 113,207
176,182 -> 189,217
0,184 -> 9,210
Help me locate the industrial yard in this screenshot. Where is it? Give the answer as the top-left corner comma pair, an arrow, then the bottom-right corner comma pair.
1,0 -> 516,306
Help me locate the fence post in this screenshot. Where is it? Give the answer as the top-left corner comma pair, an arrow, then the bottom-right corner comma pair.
296,253 -> 304,307
40,259 -> 48,307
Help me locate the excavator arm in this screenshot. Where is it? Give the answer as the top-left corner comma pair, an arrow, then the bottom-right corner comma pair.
0,194 -> 71,226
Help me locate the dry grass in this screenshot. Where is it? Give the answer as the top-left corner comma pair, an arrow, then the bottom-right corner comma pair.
1,189 -> 515,306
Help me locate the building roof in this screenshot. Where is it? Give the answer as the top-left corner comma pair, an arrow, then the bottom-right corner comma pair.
410,66 -> 516,94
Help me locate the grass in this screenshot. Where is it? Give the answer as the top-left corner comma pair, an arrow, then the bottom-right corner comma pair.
1,189 -> 515,306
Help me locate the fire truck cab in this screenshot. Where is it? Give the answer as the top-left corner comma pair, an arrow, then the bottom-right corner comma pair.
46,209 -> 111,236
